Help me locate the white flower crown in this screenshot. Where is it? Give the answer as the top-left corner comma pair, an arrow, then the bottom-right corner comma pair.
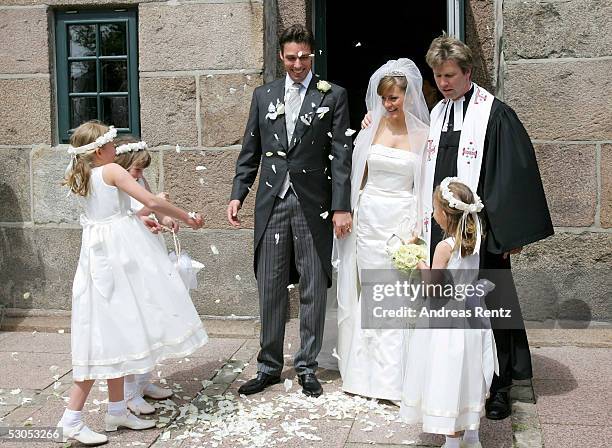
440,177 -> 484,213
67,126 -> 117,155
115,141 -> 147,155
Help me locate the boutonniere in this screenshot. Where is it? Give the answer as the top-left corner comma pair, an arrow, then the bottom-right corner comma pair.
265,99 -> 285,120
316,80 -> 332,93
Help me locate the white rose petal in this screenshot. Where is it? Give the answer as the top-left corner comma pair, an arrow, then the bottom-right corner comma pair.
327,132 -> 333,138
22,292 -> 31,300
331,347 -> 341,361
284,379 -> 293,392
235,275 -> 241,281
328,154 -> 334,160
210,245 -> 219,255
274,133 -> 279,141
215,299 -> 220,303
287,284 -> 295,290
196,166 -> 206,171
320,211 -> 329,219
266,182 -> 273,188
265,151 -> 273,157
355,42 -> 362,47
10,389 -> 21,395
271,164 -> 276,174
58,329 -> 65,334
277,151 -> 286,157
175,144 -> 181,153
199,178 -> 205,185
274,233 -> 280,245
345,128 -> 356,136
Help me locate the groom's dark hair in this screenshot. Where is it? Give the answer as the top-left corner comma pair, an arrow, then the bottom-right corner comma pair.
279,24 -> 315,54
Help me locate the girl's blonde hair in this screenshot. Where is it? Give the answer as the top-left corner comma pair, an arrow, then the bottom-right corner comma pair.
63,120 -> 109,197
113,135 -> 151,171
433,182 -> 484,257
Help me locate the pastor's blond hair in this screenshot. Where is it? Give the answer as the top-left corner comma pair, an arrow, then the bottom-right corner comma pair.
426,35 -> 473,74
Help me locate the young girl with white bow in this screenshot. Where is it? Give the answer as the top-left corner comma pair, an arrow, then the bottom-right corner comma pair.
57,121 -> 208,445
400,177 -> 498,448
113,136 -> 176,415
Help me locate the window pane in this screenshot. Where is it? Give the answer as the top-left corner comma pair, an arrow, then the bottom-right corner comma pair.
103,96 -> 129,128
69,24 -> 96,57
101,61 -> 128,92
70,61 -> 97,93
100,23 -> 127,56
70,97 -> 98,128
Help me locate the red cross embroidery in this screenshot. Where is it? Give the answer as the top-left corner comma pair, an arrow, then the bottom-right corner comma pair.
426,139 -> 436,161
474,88 -> 488,105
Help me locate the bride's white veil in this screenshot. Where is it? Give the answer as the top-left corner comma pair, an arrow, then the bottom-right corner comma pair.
317,59 -> 430,372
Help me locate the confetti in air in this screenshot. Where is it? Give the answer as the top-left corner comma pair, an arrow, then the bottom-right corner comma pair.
320,211 -> 329,219
345,128 -> 356,136
210,245 -> 219,255
175,144 -> 181,153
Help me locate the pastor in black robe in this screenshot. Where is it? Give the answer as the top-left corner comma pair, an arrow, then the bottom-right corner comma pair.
430,85 -> 554,394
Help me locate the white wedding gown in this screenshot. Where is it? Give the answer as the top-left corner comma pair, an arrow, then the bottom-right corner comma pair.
340,144 -> 419,401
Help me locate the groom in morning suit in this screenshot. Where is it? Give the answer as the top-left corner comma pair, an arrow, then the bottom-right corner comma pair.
227,24 -> 353,397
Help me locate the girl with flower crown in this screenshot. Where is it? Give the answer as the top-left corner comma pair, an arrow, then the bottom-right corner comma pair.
112,135 -> 176,415
399,177 -> 498,448
58,120 -> 208,445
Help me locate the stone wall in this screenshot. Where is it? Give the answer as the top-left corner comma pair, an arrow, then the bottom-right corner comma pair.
501,0 -> 612,323
0,0 -> 609,325
0,0 -> 265,318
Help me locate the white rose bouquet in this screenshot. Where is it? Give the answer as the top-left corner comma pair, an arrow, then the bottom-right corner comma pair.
386,234 -> 427,274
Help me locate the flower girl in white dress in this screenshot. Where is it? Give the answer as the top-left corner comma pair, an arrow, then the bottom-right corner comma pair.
400,178 -> 498,448
113,136 -> 176,415
57,121 -> 208,445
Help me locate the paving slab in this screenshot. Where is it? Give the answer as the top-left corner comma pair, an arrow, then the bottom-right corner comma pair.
533,379 -> 610,426
0,352 -> 71,389
531,346 -> 612,381
541,423 -> 612,448
0,331 -> 71,354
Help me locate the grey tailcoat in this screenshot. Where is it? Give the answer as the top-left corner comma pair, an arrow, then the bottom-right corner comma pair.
230,76 -> 352,286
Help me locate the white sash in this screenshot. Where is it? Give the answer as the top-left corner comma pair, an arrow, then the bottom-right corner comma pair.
421,83 -> 494,262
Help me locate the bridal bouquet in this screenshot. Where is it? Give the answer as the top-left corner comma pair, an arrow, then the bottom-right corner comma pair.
387,235 -> 428,274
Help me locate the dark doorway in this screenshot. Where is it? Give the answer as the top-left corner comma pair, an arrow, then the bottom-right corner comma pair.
314,1 -> 446,130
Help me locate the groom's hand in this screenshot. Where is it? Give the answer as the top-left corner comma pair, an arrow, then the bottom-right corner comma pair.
503,246 -> 523,259
227,199 -> 242,227
361,111 -> 373,129
333,211 -> 352,239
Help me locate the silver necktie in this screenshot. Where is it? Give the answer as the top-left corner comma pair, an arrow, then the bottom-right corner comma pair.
285,82 -> 301,145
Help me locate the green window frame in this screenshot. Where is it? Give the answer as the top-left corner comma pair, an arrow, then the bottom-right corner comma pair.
55,9 -> 140,143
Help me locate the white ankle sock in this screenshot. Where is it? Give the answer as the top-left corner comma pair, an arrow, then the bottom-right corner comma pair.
107,400 -> 127,416
129,395 -> 149,406
463,429 -> 480,444
136,372 -> 152,387
59,408 -> 82,428
124,375 -> 139,400
445,436 -> 461,448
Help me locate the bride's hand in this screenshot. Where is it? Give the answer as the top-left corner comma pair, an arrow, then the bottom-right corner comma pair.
333,211 -> 352,239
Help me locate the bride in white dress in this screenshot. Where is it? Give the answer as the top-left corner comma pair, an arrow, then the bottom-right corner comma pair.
321,59 -> 429,401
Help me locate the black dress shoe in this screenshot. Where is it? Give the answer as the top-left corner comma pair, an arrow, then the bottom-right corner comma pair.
298,373 -> 323,397
486,390 -> 511,420
238,372 -> 281,395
